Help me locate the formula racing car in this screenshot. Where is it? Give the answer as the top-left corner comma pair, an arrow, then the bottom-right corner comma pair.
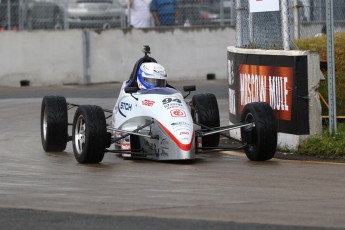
40,46 -> 277,163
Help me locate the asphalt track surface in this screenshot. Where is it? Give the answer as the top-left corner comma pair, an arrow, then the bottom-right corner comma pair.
1,80 -> 345,230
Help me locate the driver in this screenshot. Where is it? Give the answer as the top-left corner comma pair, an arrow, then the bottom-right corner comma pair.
137,62 -> 167,89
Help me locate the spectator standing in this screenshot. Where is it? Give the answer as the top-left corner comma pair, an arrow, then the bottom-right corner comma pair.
129,0 -> 152,28
150,0 -> 179,26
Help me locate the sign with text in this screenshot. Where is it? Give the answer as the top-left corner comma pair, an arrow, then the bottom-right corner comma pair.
238,64 -> 293,121
227,52 -> 309,135
249,0 -> 280,13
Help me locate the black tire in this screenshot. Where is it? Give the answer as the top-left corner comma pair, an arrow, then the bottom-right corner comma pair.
130,134 -> 141,152
40,96 -> 68,152
191,93 -> 220,147
240,102 -> 277,161
72,105 -> 107,164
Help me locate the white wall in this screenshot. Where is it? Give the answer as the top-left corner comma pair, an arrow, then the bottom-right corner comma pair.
0,27 -> 236,87
0,30 -> 84,86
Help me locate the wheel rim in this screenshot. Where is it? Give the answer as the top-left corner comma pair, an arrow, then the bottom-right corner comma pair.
74,115 -> 86,154
43,106 -> 48,141
245,112 -> 254,124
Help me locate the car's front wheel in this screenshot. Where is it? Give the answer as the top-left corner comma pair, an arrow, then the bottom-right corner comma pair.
241,102 -> 277,161
72,105 -> 107,164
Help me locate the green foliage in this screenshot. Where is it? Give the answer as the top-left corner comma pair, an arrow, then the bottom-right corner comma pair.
294,32 -> 345,160
298,123 -> 345,160
295,32 -> 345,116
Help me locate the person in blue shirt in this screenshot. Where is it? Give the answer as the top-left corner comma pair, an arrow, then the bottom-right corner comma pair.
150,0 -> 179,26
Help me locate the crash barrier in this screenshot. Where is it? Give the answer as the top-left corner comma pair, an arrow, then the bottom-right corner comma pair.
227,47 -> 322,151
0,27 -> 236,87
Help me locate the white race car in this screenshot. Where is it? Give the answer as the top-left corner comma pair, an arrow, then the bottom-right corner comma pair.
40,46 -> 277,163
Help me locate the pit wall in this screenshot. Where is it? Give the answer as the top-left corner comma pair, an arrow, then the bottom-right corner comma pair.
227,47 -> 322,151
0,27 -> 236,87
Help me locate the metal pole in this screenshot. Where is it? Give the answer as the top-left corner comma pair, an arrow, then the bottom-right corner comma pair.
83,30 -> 91,85
63,0 -> 69,29
220,0 -> 224,26
304,0 -> 311,21
6,0 -> 11,30
249,12 -> 253,44
281,0 -> 290,50
236,0 -> 242,47
18,0 -> 24,30
230,0 -> 235,26
326,0 -> 337,135
293,0 -> 300,39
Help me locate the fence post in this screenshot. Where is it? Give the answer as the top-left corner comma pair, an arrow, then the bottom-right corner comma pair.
63,0 -> 69,29
83,30 -> 91,85
220,0 -> 224,26
236,0 -> 243,47
18,0 -> 23,30
281,0 -> 290,50
6,0 -> 11,30
326,0 -> 337,135
249,12 -> 253,44
293,0 -> 300,39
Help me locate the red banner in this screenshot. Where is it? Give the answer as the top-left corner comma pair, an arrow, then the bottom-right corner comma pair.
238,64 -> 294,121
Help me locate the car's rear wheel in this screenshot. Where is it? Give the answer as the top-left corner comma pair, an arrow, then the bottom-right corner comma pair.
72,105 -> 107,164
130,135 -> 141,152
240,102 -> 277,161
40,96 -> 68,152
191,93 -> 220,148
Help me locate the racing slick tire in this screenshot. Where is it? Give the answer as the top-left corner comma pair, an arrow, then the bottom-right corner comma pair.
240,102 -> 277,161
130,135 -> 141,152
40,96 -> 68,152
191,93 -> 220,148
72,105 -> 107,164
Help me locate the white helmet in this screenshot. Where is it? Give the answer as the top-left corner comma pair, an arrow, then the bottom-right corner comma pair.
137,62 -> 167,89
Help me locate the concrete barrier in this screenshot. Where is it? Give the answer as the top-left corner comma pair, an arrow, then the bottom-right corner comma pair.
0,27 -> 236,87
0,30 -> 84,86
227,47 -> 322,151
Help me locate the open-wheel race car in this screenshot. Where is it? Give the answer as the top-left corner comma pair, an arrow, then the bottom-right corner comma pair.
40,46 -> 277,164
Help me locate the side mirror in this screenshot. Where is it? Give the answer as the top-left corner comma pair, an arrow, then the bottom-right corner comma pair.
125,87 -> 139,94
125,87 -> 139,101
183,85 -> 196,99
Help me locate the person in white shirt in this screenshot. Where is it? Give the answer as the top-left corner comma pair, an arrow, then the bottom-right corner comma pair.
129,0 -> 152,28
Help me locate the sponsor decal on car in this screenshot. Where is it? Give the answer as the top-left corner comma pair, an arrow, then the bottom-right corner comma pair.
170,109 -> 186,117
118,101 -> 133,117
121,142 -> 130,150
180,131 -> 189,135
142,99 -> 155,107
171,121 -> 191,126
162,97 -> 183,109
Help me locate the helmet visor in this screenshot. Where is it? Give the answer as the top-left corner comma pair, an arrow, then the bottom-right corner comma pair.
144,77 -> 166,88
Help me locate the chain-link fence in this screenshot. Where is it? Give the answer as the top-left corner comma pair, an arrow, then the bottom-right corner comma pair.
0,0 -> 128,30
236,0 -> 345,50
0,0 -> 237,30
2,0 -> 345,48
